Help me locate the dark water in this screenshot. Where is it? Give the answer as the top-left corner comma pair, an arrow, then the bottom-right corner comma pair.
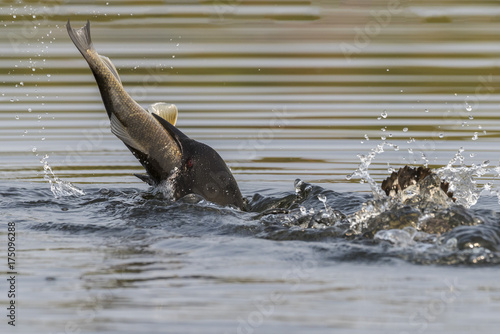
2,1 -> 500,333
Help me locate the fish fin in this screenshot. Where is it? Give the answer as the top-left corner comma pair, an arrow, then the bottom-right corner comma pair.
148,102 -> 178,126
66,20 -> 94,57
126,143 -> 161,184
110,113 -> 145,153
134,173 -> 154,185
99,55 -> 122,84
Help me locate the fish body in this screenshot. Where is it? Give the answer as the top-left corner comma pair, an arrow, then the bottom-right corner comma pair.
67,20 -> 244,209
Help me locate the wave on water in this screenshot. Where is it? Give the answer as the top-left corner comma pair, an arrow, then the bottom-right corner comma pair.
28,146 -> 500,266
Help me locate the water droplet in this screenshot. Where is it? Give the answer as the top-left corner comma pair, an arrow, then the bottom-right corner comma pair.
381,110 -> 388,118
28,108 -> 32,112
407,137 -> 416,144
19,81 -> 24,86
32,147 -> 37,153
465,104 -> 472,112
469,115 -> 473,120
381,136 -> 386,140
403,127 -> 408,132
300,206 -> 307,215
424,109 -> 429,113
317,194 -> 326,203
46,74 -> 51,78
41,137 -> 45,141
294,179 -> 303,194
439,133 -> 444,138
172,55 -> 175,58
472,132 -> 478,141
15,115 -> 19,120
408,148 -> 413,154
364,134 -> 369,141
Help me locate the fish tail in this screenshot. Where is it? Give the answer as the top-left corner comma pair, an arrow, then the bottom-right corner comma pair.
66,20 -> 95,60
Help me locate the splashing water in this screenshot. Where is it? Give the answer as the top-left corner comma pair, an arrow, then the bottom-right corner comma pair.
437,148 -> 499,208
40,155 -> 85,198
346,141 -> 399,199
344,143 -> 500,234
349,141 -> 500,207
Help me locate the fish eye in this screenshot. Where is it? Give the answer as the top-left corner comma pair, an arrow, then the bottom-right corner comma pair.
186,158 -> 194,169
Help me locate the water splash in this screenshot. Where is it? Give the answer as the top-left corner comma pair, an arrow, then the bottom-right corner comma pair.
346,141 -> 398,199
282,189 -> 345,229
249,178 -> 499,264
40,155 -> 85,198
345,143 -> 499,234
347,197 -> 392,233
436,148 -> 496,208
151,167 -> 178,200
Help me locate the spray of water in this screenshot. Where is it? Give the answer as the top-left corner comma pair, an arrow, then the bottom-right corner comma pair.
436,147 -> 497,208
344,141 -> 500,234
40,155 -> 85,198
345,142 -> 396,199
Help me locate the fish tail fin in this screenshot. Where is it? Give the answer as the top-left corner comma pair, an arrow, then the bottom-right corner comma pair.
67,20 -> 122,84
66,20 -> 95,59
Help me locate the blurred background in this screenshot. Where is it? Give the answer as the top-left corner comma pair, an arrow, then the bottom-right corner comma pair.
2,0 -> 500,193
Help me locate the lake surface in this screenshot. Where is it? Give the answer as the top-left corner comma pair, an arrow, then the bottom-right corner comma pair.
2,1 -> 500,333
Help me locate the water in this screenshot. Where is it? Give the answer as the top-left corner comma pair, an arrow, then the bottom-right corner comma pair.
2,1 -> 500,333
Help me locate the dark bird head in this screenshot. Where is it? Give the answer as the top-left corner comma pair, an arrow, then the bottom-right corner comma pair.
174,138 -> 244,208
148,113 -> 245,209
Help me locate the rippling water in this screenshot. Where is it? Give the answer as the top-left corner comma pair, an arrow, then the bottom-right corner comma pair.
2,1 -> 500,333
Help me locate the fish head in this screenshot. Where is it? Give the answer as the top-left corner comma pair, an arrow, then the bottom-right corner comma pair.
174,138 -> 244,209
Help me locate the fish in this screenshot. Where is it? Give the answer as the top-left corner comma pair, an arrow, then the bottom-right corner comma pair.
66,20 -> 244,209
